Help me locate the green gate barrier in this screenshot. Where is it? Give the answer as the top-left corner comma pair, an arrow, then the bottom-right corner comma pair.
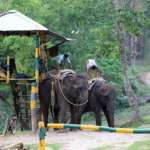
38,122 -> 150,150
47,123 -> 150,133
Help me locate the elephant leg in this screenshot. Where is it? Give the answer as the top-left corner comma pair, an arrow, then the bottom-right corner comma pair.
70,107 -> 76,124
56,106 -> 68,132
52,108 -> 60,131
74,112 -> 81,124
92,105 -> 102,126
58,106 -> 67,123
95,110 -> 101,126
53,108 -> 59,123
44,107 -> 49,127
103,106 -> 114,127
70,106 -> 82,124
75,106 -> 86,124
76,115 -> 82,124
69,107 -> 80,131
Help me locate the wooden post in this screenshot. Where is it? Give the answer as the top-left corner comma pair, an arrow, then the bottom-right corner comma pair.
30,82 -> 38,132
39,32 -> 48,81
6,56 -> 10,83
35,35 -> 40,83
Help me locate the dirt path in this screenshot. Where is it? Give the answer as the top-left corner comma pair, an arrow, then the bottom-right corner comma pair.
0,130 -> 150,150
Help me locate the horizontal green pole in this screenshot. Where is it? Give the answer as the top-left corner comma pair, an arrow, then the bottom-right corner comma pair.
64,124 -> 81,129
47,123 -> 150,134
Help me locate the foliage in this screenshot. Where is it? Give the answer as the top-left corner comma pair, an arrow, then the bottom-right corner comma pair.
0,100 -> 12,133
25,143 -> 61,150
116,7 -> 150,36
82,103 -> 150,127
90,146 -> 110,150
127,140 -> 150,150
0,36 -> 35,75
0,0 -> 149,111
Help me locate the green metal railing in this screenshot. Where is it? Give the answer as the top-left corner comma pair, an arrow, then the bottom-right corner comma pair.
38,122 -> 150,150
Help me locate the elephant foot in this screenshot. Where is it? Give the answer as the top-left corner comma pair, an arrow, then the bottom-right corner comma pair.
56,129 -> 69,133
70,128 -> 80,132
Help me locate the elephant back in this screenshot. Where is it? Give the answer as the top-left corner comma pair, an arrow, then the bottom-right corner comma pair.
88,78 -> 105,90
58,69 -> 76,81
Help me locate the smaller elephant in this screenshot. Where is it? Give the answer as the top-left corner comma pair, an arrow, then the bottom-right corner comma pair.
87,79 -> 115,127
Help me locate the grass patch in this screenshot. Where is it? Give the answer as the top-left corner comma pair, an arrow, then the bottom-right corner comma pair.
25,143 -> 61,150
82,103 -> 150,128
127,140 -> 150,150
115,103 -> 150,128
90,146 -> 110,150
118,113 -> 150,128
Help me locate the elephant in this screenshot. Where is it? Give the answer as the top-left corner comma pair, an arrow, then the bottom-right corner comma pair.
39,70 -> 89,127
85,79 -> 115,127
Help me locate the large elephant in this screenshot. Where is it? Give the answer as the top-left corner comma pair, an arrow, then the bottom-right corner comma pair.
39,70 -> 89,127
86,79 -> 115,127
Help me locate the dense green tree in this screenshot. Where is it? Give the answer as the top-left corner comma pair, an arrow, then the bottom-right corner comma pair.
0,0 -> 149,111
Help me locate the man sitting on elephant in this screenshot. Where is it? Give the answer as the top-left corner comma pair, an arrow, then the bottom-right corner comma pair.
86,59 -> 102,80
86,59 -> 115,127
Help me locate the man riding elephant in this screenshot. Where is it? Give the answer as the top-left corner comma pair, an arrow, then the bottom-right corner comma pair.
86,59 -> 102,80
85,59 -> 115,127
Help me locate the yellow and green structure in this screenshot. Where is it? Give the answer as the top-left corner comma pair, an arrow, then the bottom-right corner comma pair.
0,10 -> 70,133
38,122 -> 46,150
38,122 -> 150,150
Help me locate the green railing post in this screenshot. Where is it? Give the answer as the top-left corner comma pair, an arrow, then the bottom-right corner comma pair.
38,122 -> 46,150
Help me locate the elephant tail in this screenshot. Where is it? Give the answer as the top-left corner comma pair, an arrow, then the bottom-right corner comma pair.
50,105 -> 55,120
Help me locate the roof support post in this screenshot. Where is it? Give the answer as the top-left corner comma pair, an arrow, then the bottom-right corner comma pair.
39,32 -> 48,81
6,56 -> 10,83
30,35 -> 40,132
35,35 -> 40,83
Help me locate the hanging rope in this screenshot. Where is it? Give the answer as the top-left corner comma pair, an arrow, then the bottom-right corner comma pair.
50,81 -> 55,119
58,79 -> 88,107
48,71 -> 88,107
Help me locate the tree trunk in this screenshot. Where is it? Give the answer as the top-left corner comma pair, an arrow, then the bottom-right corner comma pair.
118,22 -> 141,121
112,0 -> 141,121
136,34 -> 145,58
127,34 -> 137,70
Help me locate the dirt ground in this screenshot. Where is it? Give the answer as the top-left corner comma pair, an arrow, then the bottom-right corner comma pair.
0,130 -> 150,150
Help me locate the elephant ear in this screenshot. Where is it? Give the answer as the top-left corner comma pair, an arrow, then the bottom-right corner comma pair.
99,84 -> 111,96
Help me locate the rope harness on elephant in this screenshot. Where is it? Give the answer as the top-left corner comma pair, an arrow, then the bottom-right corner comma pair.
57,79 -> 88,107
48,69 -> 88,107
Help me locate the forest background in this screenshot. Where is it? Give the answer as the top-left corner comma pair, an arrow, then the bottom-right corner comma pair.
0,0 -> 150,131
